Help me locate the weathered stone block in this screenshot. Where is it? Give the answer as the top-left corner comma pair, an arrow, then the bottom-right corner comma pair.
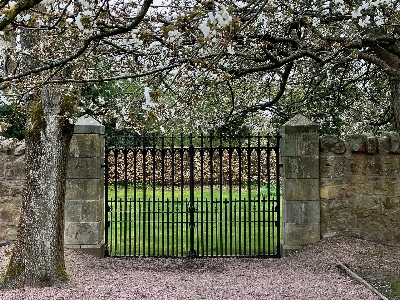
65,199 -> 101,223
67,157 -> 102,179
320,156 -> 349,178
366,135 -> 378,154
371,181 -> 398,196
13,140 -> 25,156
66,179 -> 101,200
281,134 -> 319,157
347,134 -> 366,152
383,196 -> 400,210
81,200 -> 101,222
283,200 -> 320,224
70,134 -> 104,158
282,223 -> 320,246
320,135 -> 346,154
283,156 -> 319,179
378,135 -> 390,153
64,221 -> 102,244
283,178 -> 319,201
320,185 -> 342,200
383,132 -> 400,153
380,158 -> 400,177
0,182 -> 10,197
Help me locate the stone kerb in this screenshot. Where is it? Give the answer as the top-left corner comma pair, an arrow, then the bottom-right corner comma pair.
64,116 -> 105,257
280,114 -> 320,257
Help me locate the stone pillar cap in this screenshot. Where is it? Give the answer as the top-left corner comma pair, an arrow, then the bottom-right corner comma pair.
74,116 -> 105,134
281,114 -> 319,134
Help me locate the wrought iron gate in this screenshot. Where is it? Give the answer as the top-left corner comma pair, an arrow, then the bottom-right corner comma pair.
104,134 -> 280,258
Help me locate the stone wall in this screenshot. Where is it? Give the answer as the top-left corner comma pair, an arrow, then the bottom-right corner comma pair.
320,133 -> 400,246
281,114 -> 400,256
0,138 -> 25,244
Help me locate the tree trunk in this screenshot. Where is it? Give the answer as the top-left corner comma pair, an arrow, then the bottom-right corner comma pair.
1,88 -> 75,289
390,78 -> 400,134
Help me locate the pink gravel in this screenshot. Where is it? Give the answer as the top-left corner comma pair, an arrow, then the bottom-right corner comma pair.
1,236 -> 399,299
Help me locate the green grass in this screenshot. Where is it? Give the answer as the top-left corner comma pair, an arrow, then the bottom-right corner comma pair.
382,275 -> 400,299
106,185 -> 281,257
106,184 -> 277,203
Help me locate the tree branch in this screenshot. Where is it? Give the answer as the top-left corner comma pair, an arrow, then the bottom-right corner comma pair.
0,0 -> 44,31
0,0 -> 154,83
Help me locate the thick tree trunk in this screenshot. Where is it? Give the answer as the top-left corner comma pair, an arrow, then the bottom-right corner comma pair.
390,78 -> 400,134
1,88 -> 74,289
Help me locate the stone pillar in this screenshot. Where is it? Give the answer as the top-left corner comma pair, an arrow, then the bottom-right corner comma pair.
280,114 -> 320,256
64,116 -> 105,257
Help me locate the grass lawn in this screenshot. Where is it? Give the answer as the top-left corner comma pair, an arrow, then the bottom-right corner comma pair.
106,185 -> 281,257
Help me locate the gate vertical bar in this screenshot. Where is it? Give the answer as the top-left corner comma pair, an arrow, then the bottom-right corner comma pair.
247,135 -> 251,255
161,137 -> 165,257
113,146 -> 119,256
104,136 -> 109,256
267,137 -> 271,254
123,134 -> 128,256
171,136 -> 175,256
228,136 -> 233,256
133,136 -> 137,256
200,134 -> 205,256
257,134 -> 261,255
238,137 -> 242,256
179,133 -> 184,256
151,135 -> 156,256
276,135 -> 281,257
218,135 -> 223,255
209,134 -> 214,257
189,134 -> 196,258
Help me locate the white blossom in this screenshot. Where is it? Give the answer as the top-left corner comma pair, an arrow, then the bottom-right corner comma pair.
351,8 -> 362,18
23,14 -> 31,21
199,21 -> 211,38
167,29 -> 182,43
227,45 -> 235,54
75,14 -> 84,30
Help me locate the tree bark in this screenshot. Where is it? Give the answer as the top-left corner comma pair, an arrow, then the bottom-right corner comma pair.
1,88 -> 74,289
371,46 -> 400,133
390,78 -> 400,134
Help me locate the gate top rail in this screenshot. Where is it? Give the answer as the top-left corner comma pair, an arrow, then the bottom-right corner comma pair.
105,133 -> 281,150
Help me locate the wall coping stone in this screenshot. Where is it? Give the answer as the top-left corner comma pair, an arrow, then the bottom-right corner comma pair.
321,132 -> 400,154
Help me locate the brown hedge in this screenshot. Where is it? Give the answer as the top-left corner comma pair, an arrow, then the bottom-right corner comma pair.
107,149 -> 277,186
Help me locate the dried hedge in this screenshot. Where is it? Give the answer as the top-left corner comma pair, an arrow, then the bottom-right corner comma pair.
107,148 -> 277,186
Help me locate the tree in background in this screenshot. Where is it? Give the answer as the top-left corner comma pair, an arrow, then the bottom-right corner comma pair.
0,102 -> 25,139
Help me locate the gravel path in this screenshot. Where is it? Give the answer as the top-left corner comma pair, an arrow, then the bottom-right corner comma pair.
1,236 -> 399,299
